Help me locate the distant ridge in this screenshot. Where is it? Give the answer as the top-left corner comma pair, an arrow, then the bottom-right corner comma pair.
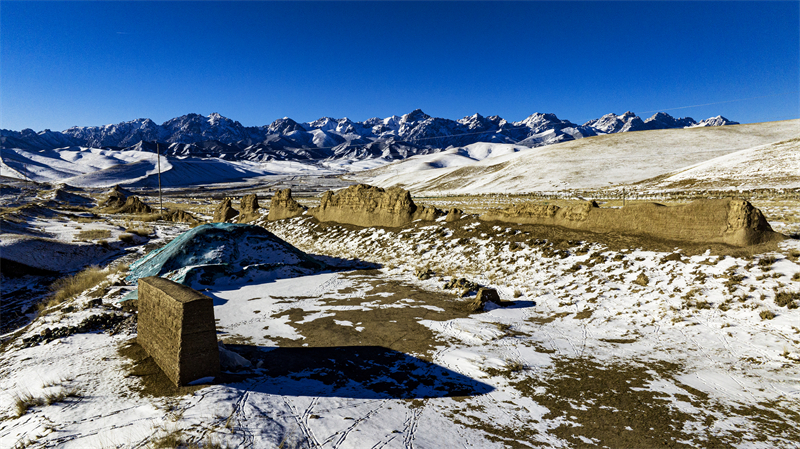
1,110 -> 738,163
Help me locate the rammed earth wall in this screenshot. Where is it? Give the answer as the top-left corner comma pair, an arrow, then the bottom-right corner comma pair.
481,198 -> 782,247
137,276 -> 220,386
309,184 -> 443,227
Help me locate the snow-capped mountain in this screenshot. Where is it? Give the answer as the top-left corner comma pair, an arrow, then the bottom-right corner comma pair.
691,115 -> 739,127
582,111 -> 737,134
1,110 -> 738,163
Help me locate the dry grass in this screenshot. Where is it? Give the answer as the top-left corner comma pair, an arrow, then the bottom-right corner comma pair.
760,310 -> 776,320
38,264 -> 128,313
13,387 -> 81,418
73,215 -> 103,224
73,229 -> 111,241
758,255 -> 777,270
127,227 -> 152,237
148,426 -> 232,449
774,290 -> 800,309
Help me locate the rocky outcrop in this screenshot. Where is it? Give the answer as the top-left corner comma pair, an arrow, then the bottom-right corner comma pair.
238,194 -> 260,223
481,198 -> 781,247
310,184 -> 443,228
213,198 -> 239,222
468,288 -> 509,312
267,189 -> 306,221
444,277 -> 480,297
413,205 -> 443,222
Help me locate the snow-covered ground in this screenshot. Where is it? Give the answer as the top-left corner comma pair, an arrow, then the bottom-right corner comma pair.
636,136 -> 800,191
2,197 -> 799,448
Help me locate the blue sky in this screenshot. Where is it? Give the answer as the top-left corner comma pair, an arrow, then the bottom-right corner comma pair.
2,1 -> 798,131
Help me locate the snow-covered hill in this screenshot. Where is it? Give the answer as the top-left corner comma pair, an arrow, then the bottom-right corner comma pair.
352,119 -> 799,195
2,110 -> 738,166
636,136 -> 800,190
0,147 -> 289,188
1,119 -> 793,190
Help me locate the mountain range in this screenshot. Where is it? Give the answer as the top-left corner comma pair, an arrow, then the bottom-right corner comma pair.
0,110 -> 738,163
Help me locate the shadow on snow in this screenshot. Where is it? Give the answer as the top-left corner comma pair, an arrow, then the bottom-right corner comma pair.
221,344 -> 495,400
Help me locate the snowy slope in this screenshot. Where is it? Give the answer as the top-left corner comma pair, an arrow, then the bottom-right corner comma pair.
638,136 -> 800,190
353,119 -> 800,195
0,146 -> 294,187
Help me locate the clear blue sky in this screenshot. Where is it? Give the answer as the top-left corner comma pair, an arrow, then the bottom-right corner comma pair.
2,1 -> 798,131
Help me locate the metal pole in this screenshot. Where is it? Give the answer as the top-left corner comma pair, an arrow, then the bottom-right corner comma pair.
156,142 -> 163,217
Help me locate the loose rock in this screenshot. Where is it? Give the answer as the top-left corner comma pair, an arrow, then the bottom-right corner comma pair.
444,277 -> 480,297
468,288 -> 511,312
415,267 -> 434,280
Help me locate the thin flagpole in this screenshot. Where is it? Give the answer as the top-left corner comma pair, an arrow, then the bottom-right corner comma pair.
157,142 -> 163,217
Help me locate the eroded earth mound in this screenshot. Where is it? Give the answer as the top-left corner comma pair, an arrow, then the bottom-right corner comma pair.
109,196 -> 153,214
101,185 -> 129,209
161,209 -> 197,223
43,188 -> 95,207
126,222 -> 325,286
482,198 -> 781,247
310,184 -> 443,227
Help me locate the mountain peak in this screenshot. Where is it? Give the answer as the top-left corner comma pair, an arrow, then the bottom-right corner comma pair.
4,109 -> 740,161
208,112 -> 225,123
401,109 -> 431,123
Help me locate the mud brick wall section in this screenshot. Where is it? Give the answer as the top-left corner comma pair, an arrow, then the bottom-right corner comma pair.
137,276 -> 220,386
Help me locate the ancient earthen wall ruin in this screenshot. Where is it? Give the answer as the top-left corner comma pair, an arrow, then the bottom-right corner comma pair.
481,198 -> 781,247
212,198 -> 239,222
137,276 -> 220,386
238,194 -> 260,223
309,184 -> 442,227
268,188 -> 307,221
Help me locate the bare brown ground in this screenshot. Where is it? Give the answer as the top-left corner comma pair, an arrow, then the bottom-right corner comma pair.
117,340 -> 204,397
267,270 -> 478,359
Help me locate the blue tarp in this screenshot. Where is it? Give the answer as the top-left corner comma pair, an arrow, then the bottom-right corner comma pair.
125,223 -> 324,289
